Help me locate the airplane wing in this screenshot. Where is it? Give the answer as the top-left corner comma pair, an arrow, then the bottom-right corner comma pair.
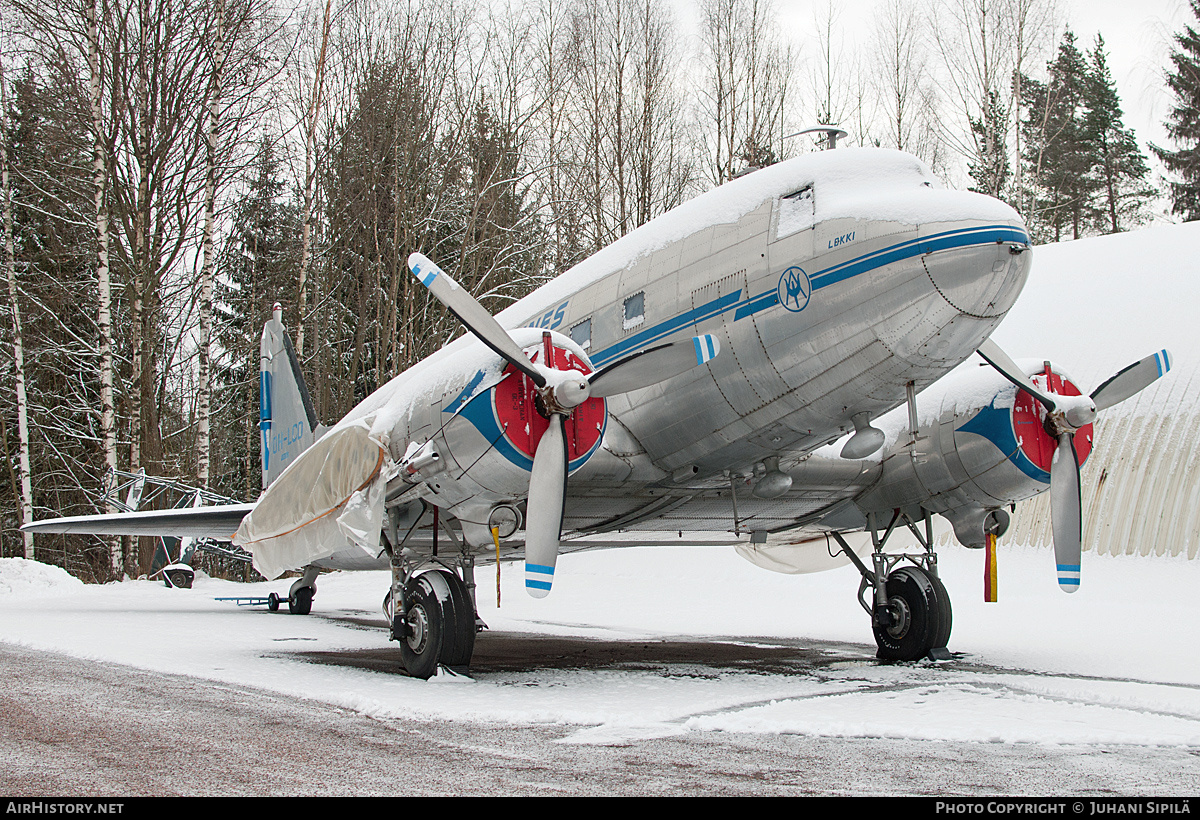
21,504 -> 255,541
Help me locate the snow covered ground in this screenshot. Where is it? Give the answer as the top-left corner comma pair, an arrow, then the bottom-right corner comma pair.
6,223 -> 1200,762
2,541 -> 1198,750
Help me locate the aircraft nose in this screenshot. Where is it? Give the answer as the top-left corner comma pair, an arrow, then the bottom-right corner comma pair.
919,209 -> 1031,320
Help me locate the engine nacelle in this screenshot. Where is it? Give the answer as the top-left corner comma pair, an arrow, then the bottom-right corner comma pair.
858,361 -> 1093,547
396,329 -> 606,547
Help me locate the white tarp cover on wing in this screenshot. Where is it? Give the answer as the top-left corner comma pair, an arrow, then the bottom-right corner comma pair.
234,419 -> 390,580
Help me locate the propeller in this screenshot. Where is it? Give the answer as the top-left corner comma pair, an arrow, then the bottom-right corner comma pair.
978,339 -> 1172,592
409,252 -> 720,597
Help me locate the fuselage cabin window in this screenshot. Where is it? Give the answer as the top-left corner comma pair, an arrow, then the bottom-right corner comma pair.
623,292 -> 645,330
570,318 -> 592,350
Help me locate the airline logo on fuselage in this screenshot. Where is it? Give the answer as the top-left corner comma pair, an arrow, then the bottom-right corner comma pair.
529,301 -> 568,330
777,266 -> 812,313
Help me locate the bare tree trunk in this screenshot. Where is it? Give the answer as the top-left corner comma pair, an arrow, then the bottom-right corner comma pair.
0,61 -> 34,560
86,0 -> 120,576
296,0 -> 334,359
196,0 -> 229,490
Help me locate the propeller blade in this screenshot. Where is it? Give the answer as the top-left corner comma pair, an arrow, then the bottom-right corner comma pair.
588,334 -> 721,398
409,253 -> 545,387
1091,349 -> 1172,412
1050,432 -> 1082,593
524,413 -> 568,598
977,338 -> 1057,412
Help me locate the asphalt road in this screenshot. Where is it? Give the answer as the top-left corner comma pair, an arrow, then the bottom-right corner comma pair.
2,641 -> 1198,797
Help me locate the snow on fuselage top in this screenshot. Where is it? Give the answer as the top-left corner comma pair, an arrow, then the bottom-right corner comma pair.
339,147 -> 1023,446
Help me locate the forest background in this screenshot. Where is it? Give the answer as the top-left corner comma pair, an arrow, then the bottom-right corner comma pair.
0,0 -> 1194,580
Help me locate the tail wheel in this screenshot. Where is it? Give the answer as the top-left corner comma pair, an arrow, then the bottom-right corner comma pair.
398,570 -> 476,679
873,566 -> 941,662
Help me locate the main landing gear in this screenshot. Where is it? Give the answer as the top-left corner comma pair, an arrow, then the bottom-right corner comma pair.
383,503 -> 483,678
833,509 -> 952,662
390,568 -> 477,680
385,547 -> 480,679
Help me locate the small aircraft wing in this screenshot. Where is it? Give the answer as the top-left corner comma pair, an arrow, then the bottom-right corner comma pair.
21,504 -> 255,541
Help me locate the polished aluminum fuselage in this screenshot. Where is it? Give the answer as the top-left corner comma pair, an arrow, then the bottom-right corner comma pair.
342,149 -> 1031,550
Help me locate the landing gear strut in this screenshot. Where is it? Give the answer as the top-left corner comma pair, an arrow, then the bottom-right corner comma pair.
265,566 -> 320,614
287,566 -> 319,615
832,508 -> 952,662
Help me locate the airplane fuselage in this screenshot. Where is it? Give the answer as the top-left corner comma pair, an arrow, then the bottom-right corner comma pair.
341,148 -> 1030,550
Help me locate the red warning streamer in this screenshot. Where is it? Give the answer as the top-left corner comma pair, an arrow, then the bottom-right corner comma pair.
984,533 -> 998,603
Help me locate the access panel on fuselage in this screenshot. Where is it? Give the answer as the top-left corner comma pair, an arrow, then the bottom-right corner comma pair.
689,269 -> 790,417
595,205 -> 778,471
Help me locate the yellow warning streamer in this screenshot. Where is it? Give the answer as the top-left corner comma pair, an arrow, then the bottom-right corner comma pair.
984,532 -> 998,603
491,526 -> 502,608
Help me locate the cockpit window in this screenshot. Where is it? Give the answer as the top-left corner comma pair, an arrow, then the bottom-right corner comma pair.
776,185 -> 815,240
783,185 -> 813,202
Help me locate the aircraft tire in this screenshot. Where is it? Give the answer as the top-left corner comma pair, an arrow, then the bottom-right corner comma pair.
164,569 -> 193,589
873,566 -> 940,662
930,573 -> 953,649
396,572 -> 448,678
289,587 -> 313,615
268,592 -> 281,612
435,569 -> 476,671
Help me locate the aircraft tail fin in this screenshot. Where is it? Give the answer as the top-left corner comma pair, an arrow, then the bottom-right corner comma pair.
260,303 -> 322,490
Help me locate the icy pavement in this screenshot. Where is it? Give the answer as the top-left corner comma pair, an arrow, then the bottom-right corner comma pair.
1,542 -> 1198,752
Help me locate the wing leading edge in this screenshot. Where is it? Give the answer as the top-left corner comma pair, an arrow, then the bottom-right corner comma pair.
20,504 -> 255,541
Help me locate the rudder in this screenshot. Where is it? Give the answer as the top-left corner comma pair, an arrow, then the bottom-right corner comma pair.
260,303 -> 321,490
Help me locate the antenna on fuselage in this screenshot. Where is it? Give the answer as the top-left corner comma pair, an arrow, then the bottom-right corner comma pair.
785,125 -> 849,150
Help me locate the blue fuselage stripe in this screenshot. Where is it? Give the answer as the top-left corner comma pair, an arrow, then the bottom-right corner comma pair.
591,291 -> 743,367
589,224 -> 1027,366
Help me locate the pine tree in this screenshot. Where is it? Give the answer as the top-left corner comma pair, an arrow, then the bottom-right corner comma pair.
1152,0 -> 1200,221
211,137 -> 301,502
1,71 -> 109,577
1020,29 -> 1096,241
1084,36 -> 1154,233
968,90 -> 1010,200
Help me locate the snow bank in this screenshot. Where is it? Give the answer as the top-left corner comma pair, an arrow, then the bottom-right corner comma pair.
992,221 -> 1200,414
0,557 -> 85,600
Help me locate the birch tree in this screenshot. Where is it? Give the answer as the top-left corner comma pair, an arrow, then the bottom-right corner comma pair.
871,0 -> 939,161
294,0 -> 335,360
697,0 -> 792,183
195,0 -> 289,490
86,0 -> 119,574
0,59 -> 33,559
195,0 -> 229,491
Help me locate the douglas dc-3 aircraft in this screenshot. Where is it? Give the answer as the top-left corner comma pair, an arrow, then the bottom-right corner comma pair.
25,146 -> 1171,678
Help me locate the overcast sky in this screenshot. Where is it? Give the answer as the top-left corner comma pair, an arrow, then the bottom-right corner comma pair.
665,0 -> 1193,197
